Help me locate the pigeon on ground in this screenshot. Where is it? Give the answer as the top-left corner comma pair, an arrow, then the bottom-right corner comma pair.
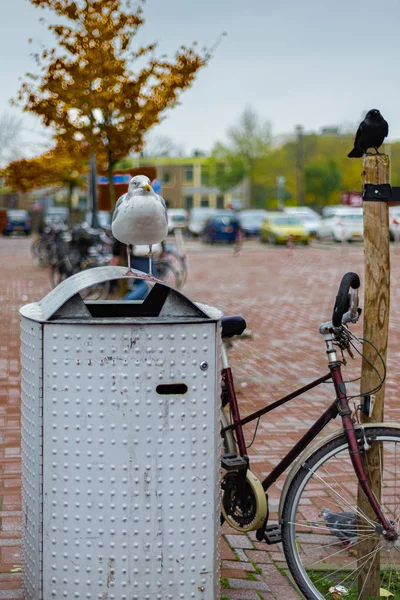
347,109 -> 389,158
320,508 -> 358,548
111,175 -> 168,278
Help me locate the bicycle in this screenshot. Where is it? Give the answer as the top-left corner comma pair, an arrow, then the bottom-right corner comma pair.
220,272 -> 400,600
50,226 -> 113,300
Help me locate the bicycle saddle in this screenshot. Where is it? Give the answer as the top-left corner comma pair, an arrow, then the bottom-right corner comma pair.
221,316 -> 247,338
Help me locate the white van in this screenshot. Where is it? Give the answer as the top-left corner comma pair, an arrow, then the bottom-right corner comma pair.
167,209 -> 188,233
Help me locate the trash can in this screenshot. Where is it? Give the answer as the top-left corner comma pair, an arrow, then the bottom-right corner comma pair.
20,266 -> 222,600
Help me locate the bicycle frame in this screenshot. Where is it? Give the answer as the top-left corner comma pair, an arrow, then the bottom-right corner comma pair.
220,332 -> 396,535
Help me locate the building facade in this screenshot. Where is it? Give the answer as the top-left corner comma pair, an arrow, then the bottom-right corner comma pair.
138,157 -> 249,209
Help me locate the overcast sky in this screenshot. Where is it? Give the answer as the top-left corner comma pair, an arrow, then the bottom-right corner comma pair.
1,0 -> 400,156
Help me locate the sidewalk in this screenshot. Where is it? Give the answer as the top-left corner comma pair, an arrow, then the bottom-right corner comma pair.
3,236 -> 389,598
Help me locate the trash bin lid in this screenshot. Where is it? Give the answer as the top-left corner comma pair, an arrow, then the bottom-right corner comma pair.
19,266 -> 222,324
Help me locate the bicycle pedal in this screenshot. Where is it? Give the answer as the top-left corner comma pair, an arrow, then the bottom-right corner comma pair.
263,524 -> 282,544
221,453 -> 248,471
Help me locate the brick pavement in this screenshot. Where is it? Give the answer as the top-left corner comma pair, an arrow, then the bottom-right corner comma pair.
1,236 -> 400,599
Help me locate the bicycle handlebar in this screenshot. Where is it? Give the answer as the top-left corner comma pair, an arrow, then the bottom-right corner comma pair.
332,272 -> 360,328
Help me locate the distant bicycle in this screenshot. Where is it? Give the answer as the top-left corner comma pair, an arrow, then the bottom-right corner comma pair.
49,227 -> 113,300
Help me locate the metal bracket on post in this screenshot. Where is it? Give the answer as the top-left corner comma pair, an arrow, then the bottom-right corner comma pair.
362,184 -> 400,203
362,184 -> 392,202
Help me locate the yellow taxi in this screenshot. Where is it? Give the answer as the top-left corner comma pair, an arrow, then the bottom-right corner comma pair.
260,212 -> 310,245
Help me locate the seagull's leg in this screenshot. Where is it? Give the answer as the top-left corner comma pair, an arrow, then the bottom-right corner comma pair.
144,243 -> 163,283
148,244 -> 153,276
124,244 -> 143,277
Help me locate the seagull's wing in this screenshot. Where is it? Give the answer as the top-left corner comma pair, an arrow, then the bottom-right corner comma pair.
112,193 -> 127,223
155,193 -> 168,224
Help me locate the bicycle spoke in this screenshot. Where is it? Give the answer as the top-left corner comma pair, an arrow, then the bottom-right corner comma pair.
306,465 -> 377,527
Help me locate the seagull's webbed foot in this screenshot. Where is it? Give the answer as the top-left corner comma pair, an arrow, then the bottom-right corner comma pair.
144,273 -> 164,284
123,270 -> 148,279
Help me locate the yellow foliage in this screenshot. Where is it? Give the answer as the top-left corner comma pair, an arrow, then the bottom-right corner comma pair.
16,0 -> 211,206
2,143 -> 87,192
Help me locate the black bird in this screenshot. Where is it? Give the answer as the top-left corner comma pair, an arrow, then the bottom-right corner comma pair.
348,109 -> 389,158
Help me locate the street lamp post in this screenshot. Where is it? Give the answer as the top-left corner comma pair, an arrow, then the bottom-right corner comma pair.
277,175 -> 286,210
90,153 -> 100,229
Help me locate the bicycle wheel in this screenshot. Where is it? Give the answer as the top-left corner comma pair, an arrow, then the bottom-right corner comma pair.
282,426 -> 400,600
157,259 -> 181,288
50,258 -> 74,288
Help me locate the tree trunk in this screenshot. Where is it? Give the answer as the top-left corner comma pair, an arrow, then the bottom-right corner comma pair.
358,153 -> 390,600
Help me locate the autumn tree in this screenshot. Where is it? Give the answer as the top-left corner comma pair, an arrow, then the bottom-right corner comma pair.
3,143 -> 87,218
0,112 -> 24,166
16,0 -> 211,208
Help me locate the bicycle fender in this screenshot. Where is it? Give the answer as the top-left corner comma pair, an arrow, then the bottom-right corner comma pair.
278,422 -> 400,518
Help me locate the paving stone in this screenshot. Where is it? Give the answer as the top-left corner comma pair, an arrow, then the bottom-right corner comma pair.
245,549 -> 271,564
221,590 -> 262,599
225,535 -> 254,550
228,578 -> 270,591
222,560 -> 255,572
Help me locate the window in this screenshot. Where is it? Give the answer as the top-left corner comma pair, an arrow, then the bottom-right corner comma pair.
200,197 -> 209,207
184,166 -> 194,182
216,195 -> 224,209
184,195 -> 194,210
201,167 -> 210,186
163,172 -> 171,184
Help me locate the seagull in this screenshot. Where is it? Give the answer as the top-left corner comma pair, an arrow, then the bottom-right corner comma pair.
111,175 -> 168,278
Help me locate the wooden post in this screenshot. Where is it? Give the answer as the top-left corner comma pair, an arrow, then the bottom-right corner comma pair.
358,153 -> 390,599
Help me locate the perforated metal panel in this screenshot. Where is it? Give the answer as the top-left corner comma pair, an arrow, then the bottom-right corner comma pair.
20,317 -> 43,600
41,322 -> 220,600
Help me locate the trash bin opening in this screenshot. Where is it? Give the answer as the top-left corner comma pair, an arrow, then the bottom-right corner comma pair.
156,383 -> 188,395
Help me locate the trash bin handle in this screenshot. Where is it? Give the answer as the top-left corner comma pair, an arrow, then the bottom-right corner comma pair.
38,266 -> 151,321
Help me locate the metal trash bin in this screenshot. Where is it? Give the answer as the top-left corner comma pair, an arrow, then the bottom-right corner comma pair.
20,266 -> 222,600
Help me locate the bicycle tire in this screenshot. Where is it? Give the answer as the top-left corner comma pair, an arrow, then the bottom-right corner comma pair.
281,426 -> 400,600
50,258 -> 74,288
156,259 -> 181,289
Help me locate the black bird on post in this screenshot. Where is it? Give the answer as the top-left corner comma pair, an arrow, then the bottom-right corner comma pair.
348,109 -> 389,158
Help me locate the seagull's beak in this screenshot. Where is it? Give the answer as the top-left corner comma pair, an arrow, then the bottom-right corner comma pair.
143,183 -> 152,192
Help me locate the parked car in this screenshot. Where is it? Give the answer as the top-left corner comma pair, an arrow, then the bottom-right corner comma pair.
321,205 -> 344,218
3,209 -> 32,236
45,206 -> 69,226
167,209 -> 188,233
202,211 -> 239,243
317,207 -> 363,242
389,207 -> 400,241
188,208 -> 217,237
260,212 -> 310,245
238,210 -> 268,237
284,206 -> 321,236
